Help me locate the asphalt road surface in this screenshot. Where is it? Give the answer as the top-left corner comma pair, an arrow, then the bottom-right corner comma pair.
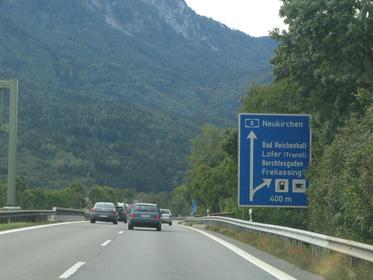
0,222 -> 323,280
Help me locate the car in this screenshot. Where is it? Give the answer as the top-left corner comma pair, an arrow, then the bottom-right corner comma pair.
115,205 -> 127,223
90,202 -> 118,224
126,204 -> 135,214
160,208 -> 172,225
128,203 -> 161,231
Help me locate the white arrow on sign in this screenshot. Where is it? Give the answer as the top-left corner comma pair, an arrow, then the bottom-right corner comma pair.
247,131 -> 272,201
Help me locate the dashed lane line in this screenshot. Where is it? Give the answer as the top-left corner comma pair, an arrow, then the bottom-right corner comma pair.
59,262 -> 86,279
101,239 -> 112,247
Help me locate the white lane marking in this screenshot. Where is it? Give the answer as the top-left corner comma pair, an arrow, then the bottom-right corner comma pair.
179,224 -> 297,280
0,221 -> 86,236
101,239 -> 112,246
59,262 -> 86,279
118,231 -> 124,234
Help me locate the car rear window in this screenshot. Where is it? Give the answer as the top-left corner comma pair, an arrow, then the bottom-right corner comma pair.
160,209 -> 170,214
115,206 -> 124,212
95,202 -> 114,208
134,205 -> 158,212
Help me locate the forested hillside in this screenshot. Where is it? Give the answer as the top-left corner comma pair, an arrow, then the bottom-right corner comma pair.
0,0 -> 275,191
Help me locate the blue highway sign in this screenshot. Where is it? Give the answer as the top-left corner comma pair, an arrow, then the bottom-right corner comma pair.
238,114 -> 311,207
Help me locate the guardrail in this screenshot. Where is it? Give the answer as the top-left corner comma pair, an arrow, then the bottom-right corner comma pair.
0,207 -> 88,223
185,216 -> 373,263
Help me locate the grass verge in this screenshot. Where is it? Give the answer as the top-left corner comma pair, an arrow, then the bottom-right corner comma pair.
199,224 -> 372,280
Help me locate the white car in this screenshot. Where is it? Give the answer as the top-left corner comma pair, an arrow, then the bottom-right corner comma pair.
160,208 -> 172,225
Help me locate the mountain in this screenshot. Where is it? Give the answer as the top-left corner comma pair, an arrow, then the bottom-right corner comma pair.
0,0 -> 275,192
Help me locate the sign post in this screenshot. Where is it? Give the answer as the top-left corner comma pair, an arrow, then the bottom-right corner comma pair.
0,79 -> 18,207
238,114 -> 311,208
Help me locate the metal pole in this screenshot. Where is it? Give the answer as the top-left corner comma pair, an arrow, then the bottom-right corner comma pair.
0,89 -> 3,126
6,80 -> 18,206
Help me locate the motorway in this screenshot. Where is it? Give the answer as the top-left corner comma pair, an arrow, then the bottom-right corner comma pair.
0,222 -> 323,280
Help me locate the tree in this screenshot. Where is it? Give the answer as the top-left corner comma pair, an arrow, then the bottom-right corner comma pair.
169,185 -> 190,216
272,0 -> 373,149
88,186 -> 117,205
307,106 -> 373,242
0,181 -> 6,206
180,125 -> 239,214
185,125 -> 226,213
64,183 -> 87,208
242,81 -> 301,115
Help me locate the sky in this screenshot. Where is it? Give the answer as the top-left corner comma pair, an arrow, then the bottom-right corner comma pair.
184,0 -> 287,37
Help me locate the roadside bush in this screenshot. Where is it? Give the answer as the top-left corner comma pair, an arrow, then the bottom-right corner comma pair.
307,107 -> 373,243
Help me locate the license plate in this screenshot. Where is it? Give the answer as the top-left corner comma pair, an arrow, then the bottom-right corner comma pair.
141,214 -> 150,218
100,215 -> 107,218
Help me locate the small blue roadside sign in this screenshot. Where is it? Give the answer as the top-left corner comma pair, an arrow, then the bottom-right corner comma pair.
191,199 -> 198,215
238,114 -> 311,207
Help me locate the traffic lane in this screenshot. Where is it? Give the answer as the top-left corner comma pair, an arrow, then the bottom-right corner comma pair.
71,224 -> 277,280
0,221 -> 126,280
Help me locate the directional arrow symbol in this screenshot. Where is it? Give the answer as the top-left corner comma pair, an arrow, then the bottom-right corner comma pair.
247,131 -> 272,201
251,179 -> 272,202
247,131 -> 257,200
247,131 -> 257,140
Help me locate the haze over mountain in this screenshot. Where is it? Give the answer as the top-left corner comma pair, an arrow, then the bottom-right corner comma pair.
0,0 -> 275,192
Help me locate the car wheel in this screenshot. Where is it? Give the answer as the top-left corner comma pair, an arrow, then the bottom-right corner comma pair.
128,225 -> 133,230
169,222 -> 172,226
156,225 -> 161,231
113,221 -> 118,224
90,219 -> 95,223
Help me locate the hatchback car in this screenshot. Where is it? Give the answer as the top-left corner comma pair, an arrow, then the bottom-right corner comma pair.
90,202 -> 118,224
128,203 -> 161,231
115,205 -> 127,223
160,208 -> 172,225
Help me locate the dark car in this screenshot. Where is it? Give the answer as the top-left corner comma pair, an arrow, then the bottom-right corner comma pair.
115,205 -> 127,223
128,203 -> 161,231
90,202 -> 118,224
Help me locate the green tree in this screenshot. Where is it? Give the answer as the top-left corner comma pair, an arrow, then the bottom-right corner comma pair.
181,125 -> 238,214
169,185 -> 190,216
186,125 -> 226,213
242,81 -> 301,114
272,0 -> 373,150
88,186 -> 117,205
307,106 -> 373,242
65,183 -> 87,208
0,181 -> 6,206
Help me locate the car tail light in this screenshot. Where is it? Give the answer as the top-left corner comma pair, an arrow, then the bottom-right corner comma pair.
155,214 -> 160,220
130,213 -> 136,219
112,209 -> 116,213
92,208 -> 96,212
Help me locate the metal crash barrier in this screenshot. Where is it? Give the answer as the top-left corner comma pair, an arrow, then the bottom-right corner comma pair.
185,216 -> 373,263
0,207 -> 88,223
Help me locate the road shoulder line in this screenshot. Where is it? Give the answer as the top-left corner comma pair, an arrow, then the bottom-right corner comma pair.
179,224 -> 297,280
0,221 -> 86,235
